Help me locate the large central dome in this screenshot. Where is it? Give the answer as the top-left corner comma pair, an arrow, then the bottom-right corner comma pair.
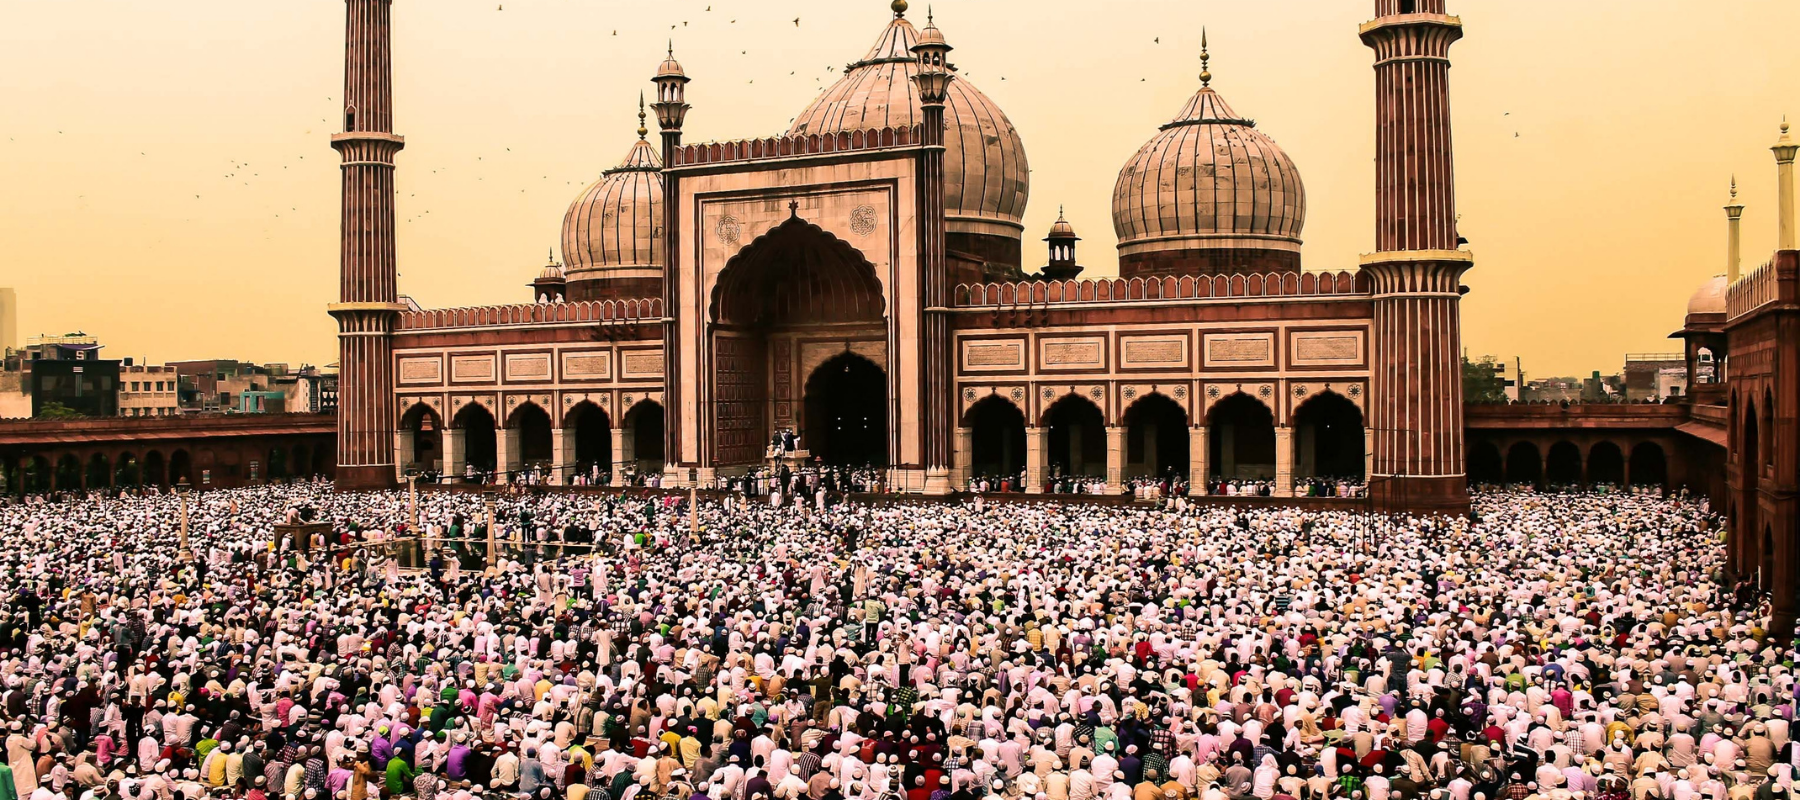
787,10 -> 1029,241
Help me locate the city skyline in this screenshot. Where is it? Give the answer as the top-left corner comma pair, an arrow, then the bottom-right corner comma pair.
2,0 -> 1798,375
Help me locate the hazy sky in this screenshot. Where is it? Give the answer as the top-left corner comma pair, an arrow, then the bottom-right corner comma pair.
2,0 -> 1796,376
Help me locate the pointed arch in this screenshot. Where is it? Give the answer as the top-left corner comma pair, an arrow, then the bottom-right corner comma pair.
710,215 -> 886,326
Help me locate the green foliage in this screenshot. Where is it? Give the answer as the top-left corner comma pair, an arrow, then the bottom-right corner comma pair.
34,402 -> 86,420
1462,356 -> 1509,403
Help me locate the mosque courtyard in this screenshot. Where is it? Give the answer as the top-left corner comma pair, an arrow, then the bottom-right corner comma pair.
0,484 -> 1771,800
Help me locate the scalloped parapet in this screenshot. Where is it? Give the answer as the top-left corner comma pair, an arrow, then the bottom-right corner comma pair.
951,271 -> 1371,308
1728,260 -> 1777,320
397,298 -> 664,331
669,125 -> 923,168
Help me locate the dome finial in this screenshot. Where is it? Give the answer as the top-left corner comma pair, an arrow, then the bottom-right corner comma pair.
892,0 -> 907,18
1199,27 -> 1212,87
637,92 -> 648,140
1732,174 -> 1739,200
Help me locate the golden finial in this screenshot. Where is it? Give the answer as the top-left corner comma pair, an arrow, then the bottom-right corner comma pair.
1199,27 -> 1212,87
892,0 -> 907,18
1731,175 -> 1739,200
637,92 -> 648,139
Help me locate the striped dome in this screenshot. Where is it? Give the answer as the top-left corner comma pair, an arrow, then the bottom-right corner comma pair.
1112,85 -> 1306,258
787,13 -> 1028,238
561,137 -> 664,283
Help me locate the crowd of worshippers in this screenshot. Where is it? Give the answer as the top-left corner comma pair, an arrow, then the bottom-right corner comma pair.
0,482 -> 1776,800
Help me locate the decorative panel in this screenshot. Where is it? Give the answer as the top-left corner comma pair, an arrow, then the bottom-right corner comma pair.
450,354 -> 497,382
621,350 -> 664,379
398,356 -> 443,384
1203,333 -> 1275,368
798,341 -> 887,386
1290,330 -> 1365,367
504,353 -> 553,382
561,350 -> 613,381
960,339 -> 1026,372
713,335 -> 767,467
1039,337 -> 1107,371
1120,335 -> 1190,369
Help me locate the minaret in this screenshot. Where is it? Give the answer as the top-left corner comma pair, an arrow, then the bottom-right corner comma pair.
1775,118 -> 1796,251
652,46 -> 691,486
530,248 -> 567,302
329,0 -> 405,491
911,2 -> 954,494
1727,177 -> 1745,283
1041,207 -> 1083,281
1359,0 -> 1471,514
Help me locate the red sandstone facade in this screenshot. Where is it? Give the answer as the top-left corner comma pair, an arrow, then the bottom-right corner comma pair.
344,1 -> 1479,513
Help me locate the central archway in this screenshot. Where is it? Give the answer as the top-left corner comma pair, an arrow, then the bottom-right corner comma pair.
1208,393 -> 1276,480
708,213 -> 888,469
1124,394 -> 1189,480
965,396 -> 1025,485
1044,395 -> 1106,480
804,353 -> 888,468
1293,392 -> 1364,480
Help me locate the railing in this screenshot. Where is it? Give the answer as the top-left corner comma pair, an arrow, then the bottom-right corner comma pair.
669,125 -> 922,168
1728,260 -> 1776,319
398,298 -> 663,331
952,270 -> 1370,308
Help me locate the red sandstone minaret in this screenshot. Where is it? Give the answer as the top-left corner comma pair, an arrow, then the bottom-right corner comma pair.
329,0 -> 405,490
911,2 -> 954,494
1360,0 -> 1472,514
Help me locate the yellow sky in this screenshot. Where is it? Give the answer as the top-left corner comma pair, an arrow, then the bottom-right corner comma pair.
2,0 -> 1796,376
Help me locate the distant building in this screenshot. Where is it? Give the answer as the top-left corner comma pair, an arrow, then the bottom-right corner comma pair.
1623,353 -> 1686,401
19,333 -> 119,417
0,289 -> 16,353
119,362 -> 181,417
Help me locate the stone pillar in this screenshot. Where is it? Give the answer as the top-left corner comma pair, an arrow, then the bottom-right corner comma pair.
1364,428 -> 1375,482
1026,426 -> 1046,494
551,427 -> 575,486
1190,426 -> 1208,488
443,429 -> 466,483
1776,121 -> 1797,251
497,428 -> 521,483
1275,425 -> 1294,497
394,428 -> 415,481
611,426 -> 628,485
1727,179 -> 1746,283
954,427 -> 973,490
1105,426 -> 1125,494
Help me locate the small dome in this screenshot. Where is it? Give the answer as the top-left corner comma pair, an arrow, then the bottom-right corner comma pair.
1111,80 -> 1305,260
914,20 -> 949,49
561,137 -> 664,281
1045,209 -> 1078,241
1687,275 -> 1728,316
788,12 -> 1028,238
536,262 -> 565,281
655,47 -> 687,80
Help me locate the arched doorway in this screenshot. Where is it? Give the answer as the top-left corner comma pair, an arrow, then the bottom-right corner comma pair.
1630,442 -> 1667,489
454,404 -> 498,477
1545,441 -> 1582,487
24,456 -> 50,495
1123,394 -> 1189,480
53,454 -> 82,491
1468,440 -> 1503,487
114,453 -> 140,488
625,400 -> 665,479
84,453 -> 110,490
401,403 -> 443,475
268,446 -> 289,482
509,403 -> 554,481
1208,393 -> 1276,481
567,402 -> 613,484
1587,442 -> 1624,487
1504,442 -> 1541,486
1293,392 -> 1364,480
1044,395 -> 1106,480
143,451 -> 166,486
710,214 -> 887,468
965,396 -> 1026,487
804,353 -> 888,468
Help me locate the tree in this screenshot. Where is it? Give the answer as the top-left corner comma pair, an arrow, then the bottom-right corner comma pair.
34,402 -> 85,420
1462,356 -> 1510,404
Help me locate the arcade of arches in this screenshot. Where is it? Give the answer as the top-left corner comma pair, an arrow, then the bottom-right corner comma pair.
1466,436 -> 1674,491
401,399 -> 665,484
0,422 -> 333,495
954,391 -> 1369,494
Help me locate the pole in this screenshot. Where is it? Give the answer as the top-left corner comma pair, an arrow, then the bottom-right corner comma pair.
688,485 -> 698,534
178,483 -> 193,562
485,494 -> 497,569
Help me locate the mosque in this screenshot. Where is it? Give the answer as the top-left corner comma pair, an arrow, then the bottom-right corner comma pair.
329,0 -> 1477,513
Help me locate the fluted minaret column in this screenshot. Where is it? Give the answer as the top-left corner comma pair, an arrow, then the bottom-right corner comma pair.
1359,0 -> 1471,514
1775,119 -> 1797,251
912,6 -> 955,494
652,48 -> 691,486
329,0 -> 406,491
1727,177 -> 1745,283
